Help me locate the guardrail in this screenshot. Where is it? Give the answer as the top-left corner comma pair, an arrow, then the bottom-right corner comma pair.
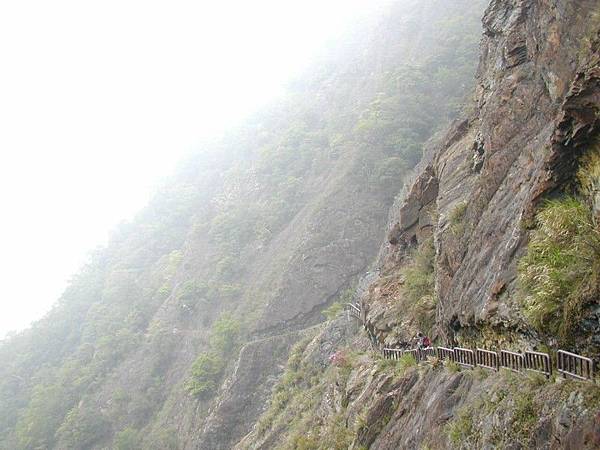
344,300 -> 594,383
380,345 -> 593,383
454,347 -> 476,368
344,303 -> 361,320
420,347 -> 436,360
382,347 -> 436,362
405,349 -> 420,361
383,348 -> 403,360
524,351 -> 552,378
476,348 -> 499,371
436,346 -> 455,362
557,350 -> 594,381
500,350 -> 524,373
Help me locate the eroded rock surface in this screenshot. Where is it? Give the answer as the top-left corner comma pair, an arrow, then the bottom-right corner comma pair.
378,0 -> 600,351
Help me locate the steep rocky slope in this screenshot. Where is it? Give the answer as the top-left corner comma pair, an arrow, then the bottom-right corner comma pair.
242,0 -> 600,449
3,0 -> 596,448
241,321 -> 600,449
0,2 -> 486,449
382,0 -> 600,352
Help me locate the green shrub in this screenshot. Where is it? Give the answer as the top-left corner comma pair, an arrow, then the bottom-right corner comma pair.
209,315 -> 240,354
578,147 -> 600,199
473,367 -> 489,380
397,353 -> 417,372
256,336 -> 317,437
511,391 -> 537,446
145,427 -> 179,450
446,361 -> 461,373
321,413 -> 355,450
518,197 -> 600,340
403,237 -> 437,332
322,302 -> 344,320
15,383 -> 74,450
403,238 -> 435,303
185,352 -> 225,398
377,353 -> 416,378
55,407 -> 110,450
176,280 -> 207,304
290,434 -> 320,450
578,145 -> 600,215
114,428 -> 140,450
446,408 -> 474,446
449,201 -> 468,235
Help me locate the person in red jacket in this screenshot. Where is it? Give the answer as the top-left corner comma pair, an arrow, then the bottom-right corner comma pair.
423,335 -> 431,348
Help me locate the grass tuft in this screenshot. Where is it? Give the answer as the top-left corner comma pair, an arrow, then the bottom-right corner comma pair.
518,196 -> 600,341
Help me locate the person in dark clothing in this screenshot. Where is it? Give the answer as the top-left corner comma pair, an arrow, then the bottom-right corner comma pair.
414,332 -> 424,349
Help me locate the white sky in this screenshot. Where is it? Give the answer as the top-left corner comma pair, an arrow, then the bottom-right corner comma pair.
0,0 -> 388,338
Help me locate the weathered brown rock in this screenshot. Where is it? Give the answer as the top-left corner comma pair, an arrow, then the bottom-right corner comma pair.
370,0 -> 600,351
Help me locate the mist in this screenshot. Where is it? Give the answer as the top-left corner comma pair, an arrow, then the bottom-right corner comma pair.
0,0 -> 384,338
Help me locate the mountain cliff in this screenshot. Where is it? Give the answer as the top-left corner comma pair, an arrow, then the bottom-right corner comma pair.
240,1 -> 600,449
0,2 -> 487,449
2,1 -> 599,449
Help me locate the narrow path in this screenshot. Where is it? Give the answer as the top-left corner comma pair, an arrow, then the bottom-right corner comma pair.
344,303 -> 596,383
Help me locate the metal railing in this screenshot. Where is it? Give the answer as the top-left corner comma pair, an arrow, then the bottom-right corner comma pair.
383,348 -> 403,360
557,350 -> 594,381
500,350 -> 524,373
344,303 -> 361,320
347,300 -> 595,383
524,351 -> 552,378
476,348 -> 499,371
454,347 -> 476,368
405,349 -> 420,362
436,346 -> 455,362
378,344 -> 594,383
420,347 -> 436,360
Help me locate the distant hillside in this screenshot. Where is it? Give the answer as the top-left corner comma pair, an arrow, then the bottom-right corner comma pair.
240,1 -> 600,449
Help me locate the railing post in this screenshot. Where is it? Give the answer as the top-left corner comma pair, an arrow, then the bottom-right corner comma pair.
476,348 -> 499,371
455,347 -> 475,369
557,350 -> 594,381
500,350 -> 524,373
524,351 -> 552,378
436,346 -> 455,363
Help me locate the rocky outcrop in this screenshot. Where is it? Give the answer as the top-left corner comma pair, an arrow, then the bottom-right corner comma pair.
193,328 -> 319,450
240,320 -> 600,450
234,316 -> 362,450
377,0 -> 600,348
239,2 -> 600,449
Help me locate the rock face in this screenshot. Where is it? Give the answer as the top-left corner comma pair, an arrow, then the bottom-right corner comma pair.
239,321 -> 600,450
0,3 -> 488,449
382,0 -> 600,347
195,328 -> 318,450
360,366 -> 600,450
3,2 -> 598,449
234,317 -> 362,450
240,2 -> 600,449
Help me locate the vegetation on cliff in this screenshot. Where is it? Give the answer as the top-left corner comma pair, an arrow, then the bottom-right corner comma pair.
243,1 -> 600,449
518,197 -> 600,342
402,237 -> 437,334
0,1 -> 486,448
519,144 -> 600,346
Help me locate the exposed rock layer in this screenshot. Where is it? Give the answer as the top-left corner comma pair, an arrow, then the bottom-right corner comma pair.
383,0 -> 600,351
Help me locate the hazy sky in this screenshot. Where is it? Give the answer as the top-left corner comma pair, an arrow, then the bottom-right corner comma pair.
0,0 -> 388,338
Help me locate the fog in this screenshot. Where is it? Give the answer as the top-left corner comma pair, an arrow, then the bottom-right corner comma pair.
0,0 -> 386,338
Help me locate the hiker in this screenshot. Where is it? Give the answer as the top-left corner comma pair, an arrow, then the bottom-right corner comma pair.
422,335 -> 431,348
414,332 -> 424,350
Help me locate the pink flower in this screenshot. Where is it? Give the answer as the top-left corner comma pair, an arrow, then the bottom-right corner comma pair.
329,350 -> 348,367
